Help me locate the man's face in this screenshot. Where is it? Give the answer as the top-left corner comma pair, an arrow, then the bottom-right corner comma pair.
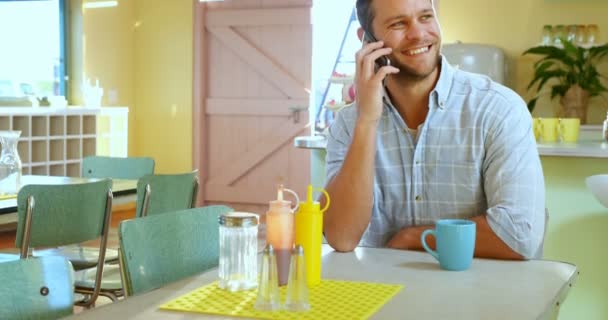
370,0 -> 441,80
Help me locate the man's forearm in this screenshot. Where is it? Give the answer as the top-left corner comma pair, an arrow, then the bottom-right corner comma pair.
324,121 -> 378,252
387,215 -> 524,260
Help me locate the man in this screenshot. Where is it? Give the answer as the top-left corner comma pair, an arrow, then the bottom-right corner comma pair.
323,0 -> 545,260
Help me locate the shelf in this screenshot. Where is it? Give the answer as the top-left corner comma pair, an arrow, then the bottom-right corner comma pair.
0,117 -> 9,130
0,107 -> 128,178
66,116 -> 80,135
31,116 -> 47,137
50,116 -> 65,136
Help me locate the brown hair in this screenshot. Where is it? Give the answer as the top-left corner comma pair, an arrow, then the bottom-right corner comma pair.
356,0 -> 435,35
355,0 -> 375,34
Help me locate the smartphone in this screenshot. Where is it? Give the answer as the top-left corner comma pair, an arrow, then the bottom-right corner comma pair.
362,30 -> 391,68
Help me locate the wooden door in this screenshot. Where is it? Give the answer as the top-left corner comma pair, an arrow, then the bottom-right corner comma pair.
193,0 -> 312,215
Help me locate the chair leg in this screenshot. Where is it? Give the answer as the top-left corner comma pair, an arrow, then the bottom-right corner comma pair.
99,290 -> 121,302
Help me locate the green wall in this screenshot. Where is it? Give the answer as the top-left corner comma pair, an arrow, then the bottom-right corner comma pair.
541,157 -> 608,319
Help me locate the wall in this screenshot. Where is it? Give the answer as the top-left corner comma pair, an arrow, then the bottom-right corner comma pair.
541,157 -> 608,320
81,0 -> 136,154
81,0 -> 193,173
439,0 -> 608,124
132,0 -> 193,173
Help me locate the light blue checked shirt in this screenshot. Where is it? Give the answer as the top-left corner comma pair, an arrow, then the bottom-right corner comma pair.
325,57 -> 545,259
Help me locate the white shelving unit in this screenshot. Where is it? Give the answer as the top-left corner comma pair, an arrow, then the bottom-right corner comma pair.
0,107 -> 128,177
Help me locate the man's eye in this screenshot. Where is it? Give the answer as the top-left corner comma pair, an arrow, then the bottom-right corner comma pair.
390,21 -> 405,28
421,15 -> 433,21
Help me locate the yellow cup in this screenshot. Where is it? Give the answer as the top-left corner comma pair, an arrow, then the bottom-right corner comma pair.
539,118 -> 559,143
532,117 -> 542,141
559,118 -> 580,143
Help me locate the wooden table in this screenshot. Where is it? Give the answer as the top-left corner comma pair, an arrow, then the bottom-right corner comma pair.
0,175 -> 137,232
67,245 -> 577,320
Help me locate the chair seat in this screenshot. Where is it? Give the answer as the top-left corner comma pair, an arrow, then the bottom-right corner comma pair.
34,246 -> 119,270
74,264 -> 123,291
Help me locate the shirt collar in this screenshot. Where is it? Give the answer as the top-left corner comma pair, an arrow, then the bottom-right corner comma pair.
433,55 -> 455,110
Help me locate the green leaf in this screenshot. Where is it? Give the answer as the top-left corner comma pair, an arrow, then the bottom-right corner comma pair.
524,38 -> 608,102
528,97 -> 538,112
550,85 -> 569,100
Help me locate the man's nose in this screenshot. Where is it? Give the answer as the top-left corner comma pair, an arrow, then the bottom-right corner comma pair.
405,23 -> 425,40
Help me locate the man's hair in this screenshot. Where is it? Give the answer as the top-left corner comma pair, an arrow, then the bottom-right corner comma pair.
356,0 -> 375,34
355,0 -> 435,35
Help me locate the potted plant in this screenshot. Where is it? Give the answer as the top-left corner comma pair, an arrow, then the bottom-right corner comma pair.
523,38 -> 608,123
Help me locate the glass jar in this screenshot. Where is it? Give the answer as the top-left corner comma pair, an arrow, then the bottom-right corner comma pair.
587,24 -> 599,46
541,25 -> 553,46
575,25 -> 587,46
218,212 -> 258,291
0,131 -> 22,196
566,25 -> 577,43
553,25 -> 566,45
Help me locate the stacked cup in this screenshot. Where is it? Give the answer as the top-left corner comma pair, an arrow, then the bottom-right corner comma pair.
533,117 -> 580,143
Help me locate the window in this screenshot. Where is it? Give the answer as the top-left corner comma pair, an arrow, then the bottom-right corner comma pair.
0,0 -> 66,101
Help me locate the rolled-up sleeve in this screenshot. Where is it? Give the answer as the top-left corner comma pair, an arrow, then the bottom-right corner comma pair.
483,95 -> 546,259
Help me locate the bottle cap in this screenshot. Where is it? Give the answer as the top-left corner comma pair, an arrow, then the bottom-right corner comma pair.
298,185 -> 330,215
219,212 -> 258,227
270,184 -> 300,213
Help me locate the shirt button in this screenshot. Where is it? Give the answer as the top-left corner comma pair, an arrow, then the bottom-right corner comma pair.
415,160 -> 420,165
415,195 -> 421,201
439,101 -> 444,107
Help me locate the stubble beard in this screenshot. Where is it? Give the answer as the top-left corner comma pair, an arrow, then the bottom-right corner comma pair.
389,52 -> 441,82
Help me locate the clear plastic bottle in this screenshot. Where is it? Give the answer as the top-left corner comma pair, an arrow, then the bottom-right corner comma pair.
266,185 -> 299,286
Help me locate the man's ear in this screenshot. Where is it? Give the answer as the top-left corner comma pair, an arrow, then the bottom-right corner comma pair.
356,27 -> 364,41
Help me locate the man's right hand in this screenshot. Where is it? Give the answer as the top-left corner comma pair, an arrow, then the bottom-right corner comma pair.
354,41 -> 400,124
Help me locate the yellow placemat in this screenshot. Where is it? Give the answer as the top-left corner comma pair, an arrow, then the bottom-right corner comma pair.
160,279 -> 403,320
0,194 -> 16,200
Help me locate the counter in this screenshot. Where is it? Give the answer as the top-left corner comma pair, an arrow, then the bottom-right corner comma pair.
295,125 -> 608,158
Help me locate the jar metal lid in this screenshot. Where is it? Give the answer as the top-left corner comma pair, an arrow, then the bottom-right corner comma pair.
219,212 -> 259,227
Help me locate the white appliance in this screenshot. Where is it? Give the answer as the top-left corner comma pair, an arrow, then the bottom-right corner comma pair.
441,42 -> 506,84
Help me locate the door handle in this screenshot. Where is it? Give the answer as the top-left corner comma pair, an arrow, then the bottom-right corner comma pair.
288,106 -> 308,124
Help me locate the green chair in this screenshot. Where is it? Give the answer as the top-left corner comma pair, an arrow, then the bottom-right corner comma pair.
0,256 -> 74,320
56,156 -> 154,269
16,180 -> 116,307
118,205 -> 232,296
136,171 -> 199,218
82,156 -> 155,180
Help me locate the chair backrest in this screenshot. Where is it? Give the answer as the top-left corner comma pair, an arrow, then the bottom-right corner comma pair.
82,156 -> 155,180
16,180 -> 112,250
135,171 -> 199,218
0,256 -> 74,319
119,205 -> 232,296
15,179 -> 113,307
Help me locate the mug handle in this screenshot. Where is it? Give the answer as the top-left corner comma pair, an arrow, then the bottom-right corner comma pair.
421,229 -> 439,261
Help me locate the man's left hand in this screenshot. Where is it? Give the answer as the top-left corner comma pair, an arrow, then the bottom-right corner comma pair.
386,225 -> 434,250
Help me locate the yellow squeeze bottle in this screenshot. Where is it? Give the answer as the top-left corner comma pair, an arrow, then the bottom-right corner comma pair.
295,184 -> 330,287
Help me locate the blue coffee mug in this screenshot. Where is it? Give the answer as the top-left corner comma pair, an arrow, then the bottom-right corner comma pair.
421,219 -> 476,271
